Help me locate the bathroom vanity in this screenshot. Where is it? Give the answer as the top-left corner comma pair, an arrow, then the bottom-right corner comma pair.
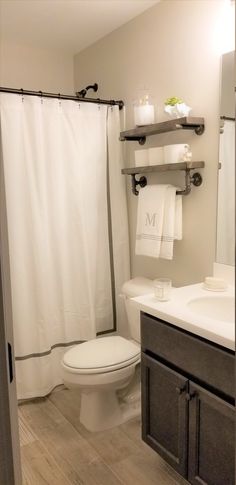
133,284 -> 235,485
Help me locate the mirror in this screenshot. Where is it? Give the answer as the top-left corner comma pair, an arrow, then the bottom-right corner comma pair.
216,50 -> 235,266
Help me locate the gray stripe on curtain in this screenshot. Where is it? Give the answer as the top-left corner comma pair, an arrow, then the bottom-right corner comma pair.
105,106 -> 117,333
15,340 -> 84,360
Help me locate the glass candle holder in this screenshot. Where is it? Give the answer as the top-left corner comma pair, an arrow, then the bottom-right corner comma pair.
153,278 -> 172,301
134,94 -> 155,126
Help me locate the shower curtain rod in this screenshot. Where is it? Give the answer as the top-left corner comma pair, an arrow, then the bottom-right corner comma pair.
220,115 -> 235,121
0,86 -> 124,110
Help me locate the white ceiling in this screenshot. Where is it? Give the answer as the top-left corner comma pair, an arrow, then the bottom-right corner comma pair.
0,0 -> 159,54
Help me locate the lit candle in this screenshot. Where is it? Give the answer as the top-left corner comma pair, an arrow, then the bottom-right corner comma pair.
134,105 -> 155,126
134,95 -> 155,126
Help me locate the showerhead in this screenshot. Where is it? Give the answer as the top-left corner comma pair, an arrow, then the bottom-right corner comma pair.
76,83 -> 98,98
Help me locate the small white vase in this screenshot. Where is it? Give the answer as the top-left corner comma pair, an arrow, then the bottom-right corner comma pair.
164,105 -> 179,118
176,103 -> 192,117
164,103 -> 192,118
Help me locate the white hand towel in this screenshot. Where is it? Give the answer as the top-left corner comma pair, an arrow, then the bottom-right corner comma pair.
135,185 -> 169,258
160,186 -> 181,260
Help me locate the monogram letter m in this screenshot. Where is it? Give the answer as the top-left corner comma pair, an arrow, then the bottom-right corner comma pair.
145,212 -> 157,227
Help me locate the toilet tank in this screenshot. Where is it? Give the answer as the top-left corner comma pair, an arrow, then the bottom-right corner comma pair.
121,277 -> 153,343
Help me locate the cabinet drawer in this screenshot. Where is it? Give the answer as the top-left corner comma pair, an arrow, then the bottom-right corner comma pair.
141,312 -> 235,400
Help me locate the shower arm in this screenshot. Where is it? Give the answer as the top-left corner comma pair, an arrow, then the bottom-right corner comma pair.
76,83 -> 98,98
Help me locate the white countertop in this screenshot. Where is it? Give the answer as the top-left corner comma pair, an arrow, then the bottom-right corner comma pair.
132,283 -> 235,351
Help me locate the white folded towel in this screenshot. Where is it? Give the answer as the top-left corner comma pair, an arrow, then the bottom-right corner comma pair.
135,184 -> 182,259
135,184 -> 169,258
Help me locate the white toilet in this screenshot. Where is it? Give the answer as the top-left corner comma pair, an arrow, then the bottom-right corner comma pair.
61,277 -> 153,432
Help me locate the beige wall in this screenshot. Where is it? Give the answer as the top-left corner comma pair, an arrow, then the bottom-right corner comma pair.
0,41 -> 74,93
74,0 -> 222,286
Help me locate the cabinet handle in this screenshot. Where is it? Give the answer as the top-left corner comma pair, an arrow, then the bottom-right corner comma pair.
185,391 -> 196,401
175,385 -> 186,395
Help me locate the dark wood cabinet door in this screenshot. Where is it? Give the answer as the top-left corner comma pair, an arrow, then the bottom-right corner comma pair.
188,382 -> 235,485
141,353 -> 189,477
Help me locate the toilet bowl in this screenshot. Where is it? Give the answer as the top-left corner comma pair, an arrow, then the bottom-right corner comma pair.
61,277 -> 153,432
62,336 -> 140,431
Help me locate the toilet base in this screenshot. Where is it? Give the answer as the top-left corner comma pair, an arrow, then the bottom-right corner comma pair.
80,389 -> 140,432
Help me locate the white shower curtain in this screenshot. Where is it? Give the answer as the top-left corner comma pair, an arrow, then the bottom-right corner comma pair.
0,93 -> 130,399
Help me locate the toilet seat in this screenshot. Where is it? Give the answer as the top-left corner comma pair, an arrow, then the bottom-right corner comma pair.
62,336 -> 140,374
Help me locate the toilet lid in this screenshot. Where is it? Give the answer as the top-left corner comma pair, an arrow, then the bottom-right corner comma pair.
62,336 -> 140,373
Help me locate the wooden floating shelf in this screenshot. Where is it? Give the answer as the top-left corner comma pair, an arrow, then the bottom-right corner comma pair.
120,117 -> 205,145
122,161 -> 205,196
121,161 -> 205,176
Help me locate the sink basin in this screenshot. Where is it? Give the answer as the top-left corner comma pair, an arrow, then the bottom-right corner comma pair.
187,296 -> 234,323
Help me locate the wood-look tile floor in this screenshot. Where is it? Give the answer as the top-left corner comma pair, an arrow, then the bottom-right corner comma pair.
18,387 -> 189,485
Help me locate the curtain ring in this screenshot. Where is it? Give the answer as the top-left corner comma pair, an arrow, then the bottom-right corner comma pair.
39,90 -> 43,104
21,88 -> 24,103
58,93 -> 61,107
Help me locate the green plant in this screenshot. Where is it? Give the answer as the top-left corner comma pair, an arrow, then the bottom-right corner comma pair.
164,96 -> 183,106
